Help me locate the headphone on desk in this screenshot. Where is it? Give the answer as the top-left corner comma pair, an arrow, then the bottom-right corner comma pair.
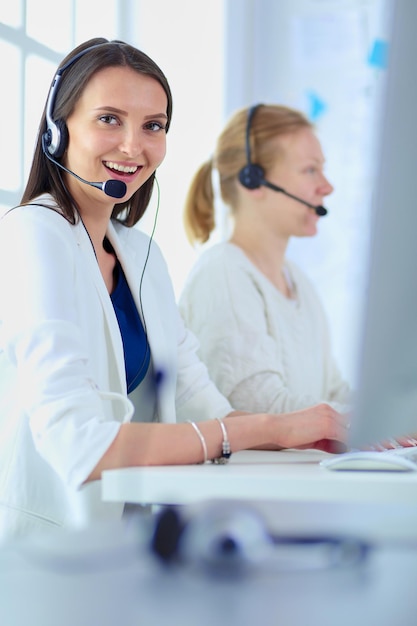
150,502 -> 369,573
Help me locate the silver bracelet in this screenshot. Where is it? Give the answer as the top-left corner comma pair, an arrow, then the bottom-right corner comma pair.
212,418 -> 232,464
187,420 -> 208,464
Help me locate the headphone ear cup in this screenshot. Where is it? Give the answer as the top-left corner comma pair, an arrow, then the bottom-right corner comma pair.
43,119 -> 68,159
151,506 -> 186,563
238,163 -> 265,190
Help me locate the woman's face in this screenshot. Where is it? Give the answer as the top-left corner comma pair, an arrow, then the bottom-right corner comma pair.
64,65 -> 168,212
263,127 -> 333,238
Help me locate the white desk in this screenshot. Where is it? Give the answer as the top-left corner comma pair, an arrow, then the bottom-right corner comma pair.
102,449 -> 417,544
2,510 -> 417,626
102,449 -> 417,508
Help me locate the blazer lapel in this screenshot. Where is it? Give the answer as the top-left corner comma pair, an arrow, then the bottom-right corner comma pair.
75,221 -> 127,394
106,223 -> 177,420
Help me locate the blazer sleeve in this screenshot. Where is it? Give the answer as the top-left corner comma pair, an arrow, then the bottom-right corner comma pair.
0,206 -> 129,489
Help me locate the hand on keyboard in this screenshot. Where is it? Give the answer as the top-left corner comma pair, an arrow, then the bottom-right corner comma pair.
365,435 -> 417,452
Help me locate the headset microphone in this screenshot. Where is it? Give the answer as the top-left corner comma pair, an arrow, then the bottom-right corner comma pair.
42,135 -> 127,199
260,179 -> 327,216
238,104 -> 328,217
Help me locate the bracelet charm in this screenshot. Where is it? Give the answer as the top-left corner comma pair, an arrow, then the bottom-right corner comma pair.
212,418 -> 232,464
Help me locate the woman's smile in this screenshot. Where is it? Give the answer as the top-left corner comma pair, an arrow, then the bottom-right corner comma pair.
103,161 -> 140,174
103,160 -> 142,183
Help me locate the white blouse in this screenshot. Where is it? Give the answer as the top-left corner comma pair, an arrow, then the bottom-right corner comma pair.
179,242 -> 351,415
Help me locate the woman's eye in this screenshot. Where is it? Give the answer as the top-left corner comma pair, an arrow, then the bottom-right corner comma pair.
145,121 -> 166,132
99,115 -> 118,125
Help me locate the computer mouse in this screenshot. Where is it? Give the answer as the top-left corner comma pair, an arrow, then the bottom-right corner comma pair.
320,449 -> 417,472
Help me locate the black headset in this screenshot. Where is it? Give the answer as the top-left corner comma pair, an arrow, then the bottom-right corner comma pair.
237,103 -> 328,216
238,103 -> 266,190
42,42 -> 156,393
43,43 -> 108,159
150,502 -> 369,573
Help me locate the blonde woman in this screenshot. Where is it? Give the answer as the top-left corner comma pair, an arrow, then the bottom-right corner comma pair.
180,104 -> 351,416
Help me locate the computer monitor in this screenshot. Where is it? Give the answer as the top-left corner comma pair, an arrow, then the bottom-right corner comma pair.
350,0 -> 417,447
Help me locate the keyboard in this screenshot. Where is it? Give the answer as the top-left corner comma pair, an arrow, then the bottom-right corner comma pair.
320,445 -> 417,472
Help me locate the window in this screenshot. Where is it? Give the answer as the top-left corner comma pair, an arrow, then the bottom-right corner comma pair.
0,0 -> 120,213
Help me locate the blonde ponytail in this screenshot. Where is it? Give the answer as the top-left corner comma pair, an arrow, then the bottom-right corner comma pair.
183,159 -> 216,245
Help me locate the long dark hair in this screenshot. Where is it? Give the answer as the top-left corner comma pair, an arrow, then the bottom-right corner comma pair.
21,37 -> 173,226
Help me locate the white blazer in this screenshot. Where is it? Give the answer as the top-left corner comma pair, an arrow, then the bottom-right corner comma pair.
0,197 -> 231,540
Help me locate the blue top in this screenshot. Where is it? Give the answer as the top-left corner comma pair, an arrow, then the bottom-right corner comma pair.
110,261 -> 150,393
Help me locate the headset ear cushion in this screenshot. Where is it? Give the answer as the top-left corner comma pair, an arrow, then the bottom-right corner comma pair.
238,163 -> 265,190
44,119 -> 68,159
151,506 -> 186,563
51,119 -> 68,159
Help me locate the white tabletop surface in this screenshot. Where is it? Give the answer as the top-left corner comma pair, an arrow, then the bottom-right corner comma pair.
102,448 -> 417,509
2,500 -> 417,626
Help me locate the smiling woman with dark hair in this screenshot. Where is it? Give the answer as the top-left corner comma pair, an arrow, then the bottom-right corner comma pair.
0,41 -> 348,541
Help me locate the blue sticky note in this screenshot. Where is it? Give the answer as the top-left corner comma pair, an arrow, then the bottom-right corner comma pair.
368,39 -> 389,69
306,91 -> 327,122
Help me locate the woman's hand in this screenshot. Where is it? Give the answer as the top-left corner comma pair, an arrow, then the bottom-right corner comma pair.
267,403 -> 350,453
